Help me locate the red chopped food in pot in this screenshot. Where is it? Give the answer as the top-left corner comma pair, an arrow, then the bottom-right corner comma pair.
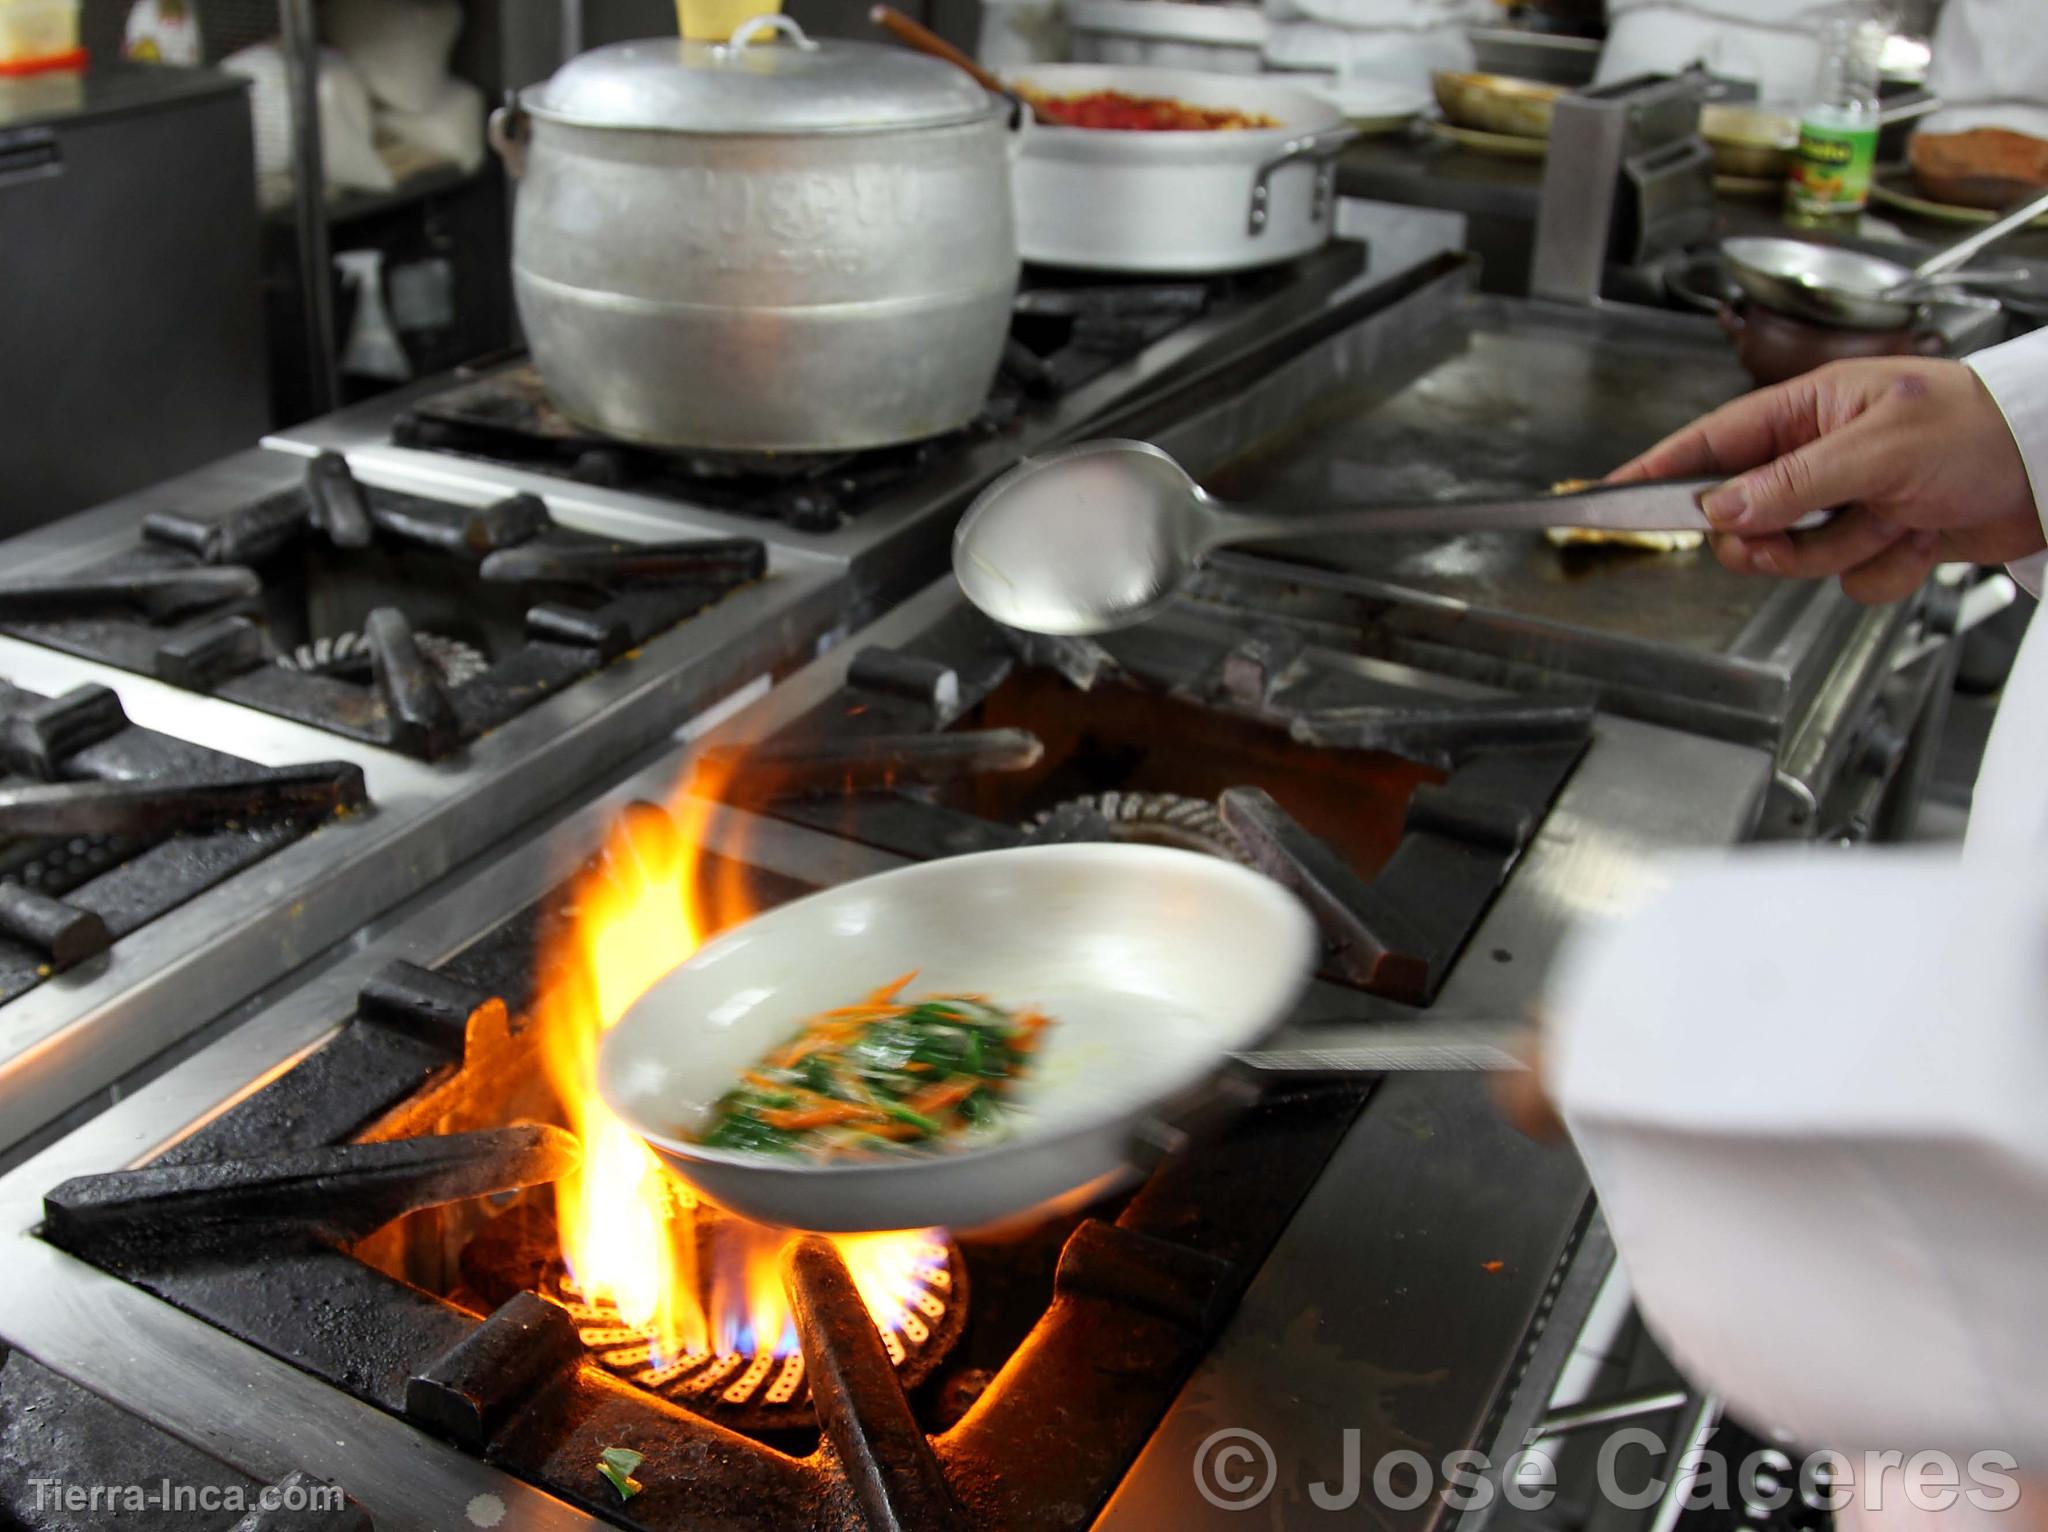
1020,87 -> 1278,132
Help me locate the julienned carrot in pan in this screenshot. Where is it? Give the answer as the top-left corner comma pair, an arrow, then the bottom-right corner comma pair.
695,973 -> 1052,1160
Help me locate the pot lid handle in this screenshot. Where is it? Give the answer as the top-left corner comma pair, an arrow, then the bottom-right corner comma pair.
714,13 -> 820,58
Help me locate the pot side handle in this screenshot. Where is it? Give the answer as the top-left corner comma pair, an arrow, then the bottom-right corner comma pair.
1248,125 -> 1359,237
488,95 -> 527,181
1004,90 -> 1035,161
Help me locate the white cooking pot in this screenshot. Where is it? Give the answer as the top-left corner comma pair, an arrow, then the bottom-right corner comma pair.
1007,63 -> 1356,273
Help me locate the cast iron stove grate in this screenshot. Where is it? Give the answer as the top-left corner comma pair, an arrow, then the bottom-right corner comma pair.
35,808 -> 1370,1531
388,275 -> 1248,532
0,454 -> 768,761
710,604 -> 1596,1007
0,679 -> 366,1009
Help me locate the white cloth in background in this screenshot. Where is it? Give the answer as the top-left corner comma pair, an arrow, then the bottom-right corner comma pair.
374,75 -> 486,176
975,0 -> 1066,70
221,42 -> 393,196
321,0 -> 463,115
1545,328 -> 2048,1507
1595,0 -> 1837,106
1261,0 -> 1486,90
1923,0 -> 2048,141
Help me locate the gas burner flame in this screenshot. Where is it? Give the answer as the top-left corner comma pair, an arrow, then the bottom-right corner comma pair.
533,762 -> 943,1368
549,1229 -> 959,1420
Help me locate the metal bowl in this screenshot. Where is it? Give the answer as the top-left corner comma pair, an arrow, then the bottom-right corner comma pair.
1431,71 -> 1561,139
1722,237 -> 1923,330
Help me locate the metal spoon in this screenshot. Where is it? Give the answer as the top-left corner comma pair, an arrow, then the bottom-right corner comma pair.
1724,185 -> 2048,330
953,439 -> 1737,636
1881,267 -> 2033,301
1881,185 -> 2048,295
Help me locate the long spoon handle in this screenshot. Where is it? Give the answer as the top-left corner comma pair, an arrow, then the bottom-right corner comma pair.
869,5 -> 1007,94
1201,476 -> 1733,547
1909,186 -> 2048,282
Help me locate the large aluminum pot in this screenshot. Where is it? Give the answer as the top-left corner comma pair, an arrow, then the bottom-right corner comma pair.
493,15 -> 1021,452
1006,63 -> 1354,274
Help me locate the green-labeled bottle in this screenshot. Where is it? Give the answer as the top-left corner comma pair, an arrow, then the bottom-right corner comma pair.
1786,9 -> 1886,226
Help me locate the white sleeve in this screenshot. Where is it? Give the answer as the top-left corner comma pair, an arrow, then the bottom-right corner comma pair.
1967,330 -> 2048,597
1544,847 -> 2048,1461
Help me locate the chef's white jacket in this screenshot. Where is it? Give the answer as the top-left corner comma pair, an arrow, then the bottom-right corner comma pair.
1597,0 -> 2048,138
1924,0 -> 2048,142
1260,0 -> 1489,90
1595,0 -> 1835,107
1546,329 -> 2048,1515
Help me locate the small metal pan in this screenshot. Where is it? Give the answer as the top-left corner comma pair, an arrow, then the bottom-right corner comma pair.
1725,185 -> 2048,330
1723,239 -> 1938,329
598,844 -> 1318,1233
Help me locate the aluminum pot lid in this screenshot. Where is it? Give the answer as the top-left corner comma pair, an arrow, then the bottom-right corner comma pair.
524,15 -> 998,134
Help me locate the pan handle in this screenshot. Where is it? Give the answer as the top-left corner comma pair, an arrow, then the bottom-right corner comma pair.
1249,125 -> 1359,236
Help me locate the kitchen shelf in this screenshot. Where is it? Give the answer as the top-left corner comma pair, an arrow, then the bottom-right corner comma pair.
259,162 -> 486,229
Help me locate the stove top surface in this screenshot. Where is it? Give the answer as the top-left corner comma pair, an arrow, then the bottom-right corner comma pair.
0,573 -> 1773,1531
23,542 -> 1601,1520
719,593 -> 1593,1008
0,240 -> 1873,1531
1193,300 -> 1768,651
8,546 -> 1615,1522
0,456 -> 770,761
1074,260 -> 1928,779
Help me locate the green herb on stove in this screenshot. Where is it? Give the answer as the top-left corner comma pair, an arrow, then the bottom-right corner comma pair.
598,1445 -> 644,1502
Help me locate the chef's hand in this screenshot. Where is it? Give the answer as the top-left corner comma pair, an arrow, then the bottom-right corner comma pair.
1609,357 -> 2042,603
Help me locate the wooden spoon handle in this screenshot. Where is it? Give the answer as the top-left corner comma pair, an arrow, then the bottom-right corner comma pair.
868,4 -> 1007,95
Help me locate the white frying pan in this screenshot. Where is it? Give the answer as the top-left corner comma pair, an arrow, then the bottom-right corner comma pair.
597,844 -> 1317,1233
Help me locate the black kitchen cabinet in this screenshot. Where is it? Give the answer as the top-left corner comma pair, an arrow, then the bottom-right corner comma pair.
0,64 -> 267,537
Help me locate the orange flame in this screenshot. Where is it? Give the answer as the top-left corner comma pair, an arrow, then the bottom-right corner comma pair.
535,758 -> 942,1363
